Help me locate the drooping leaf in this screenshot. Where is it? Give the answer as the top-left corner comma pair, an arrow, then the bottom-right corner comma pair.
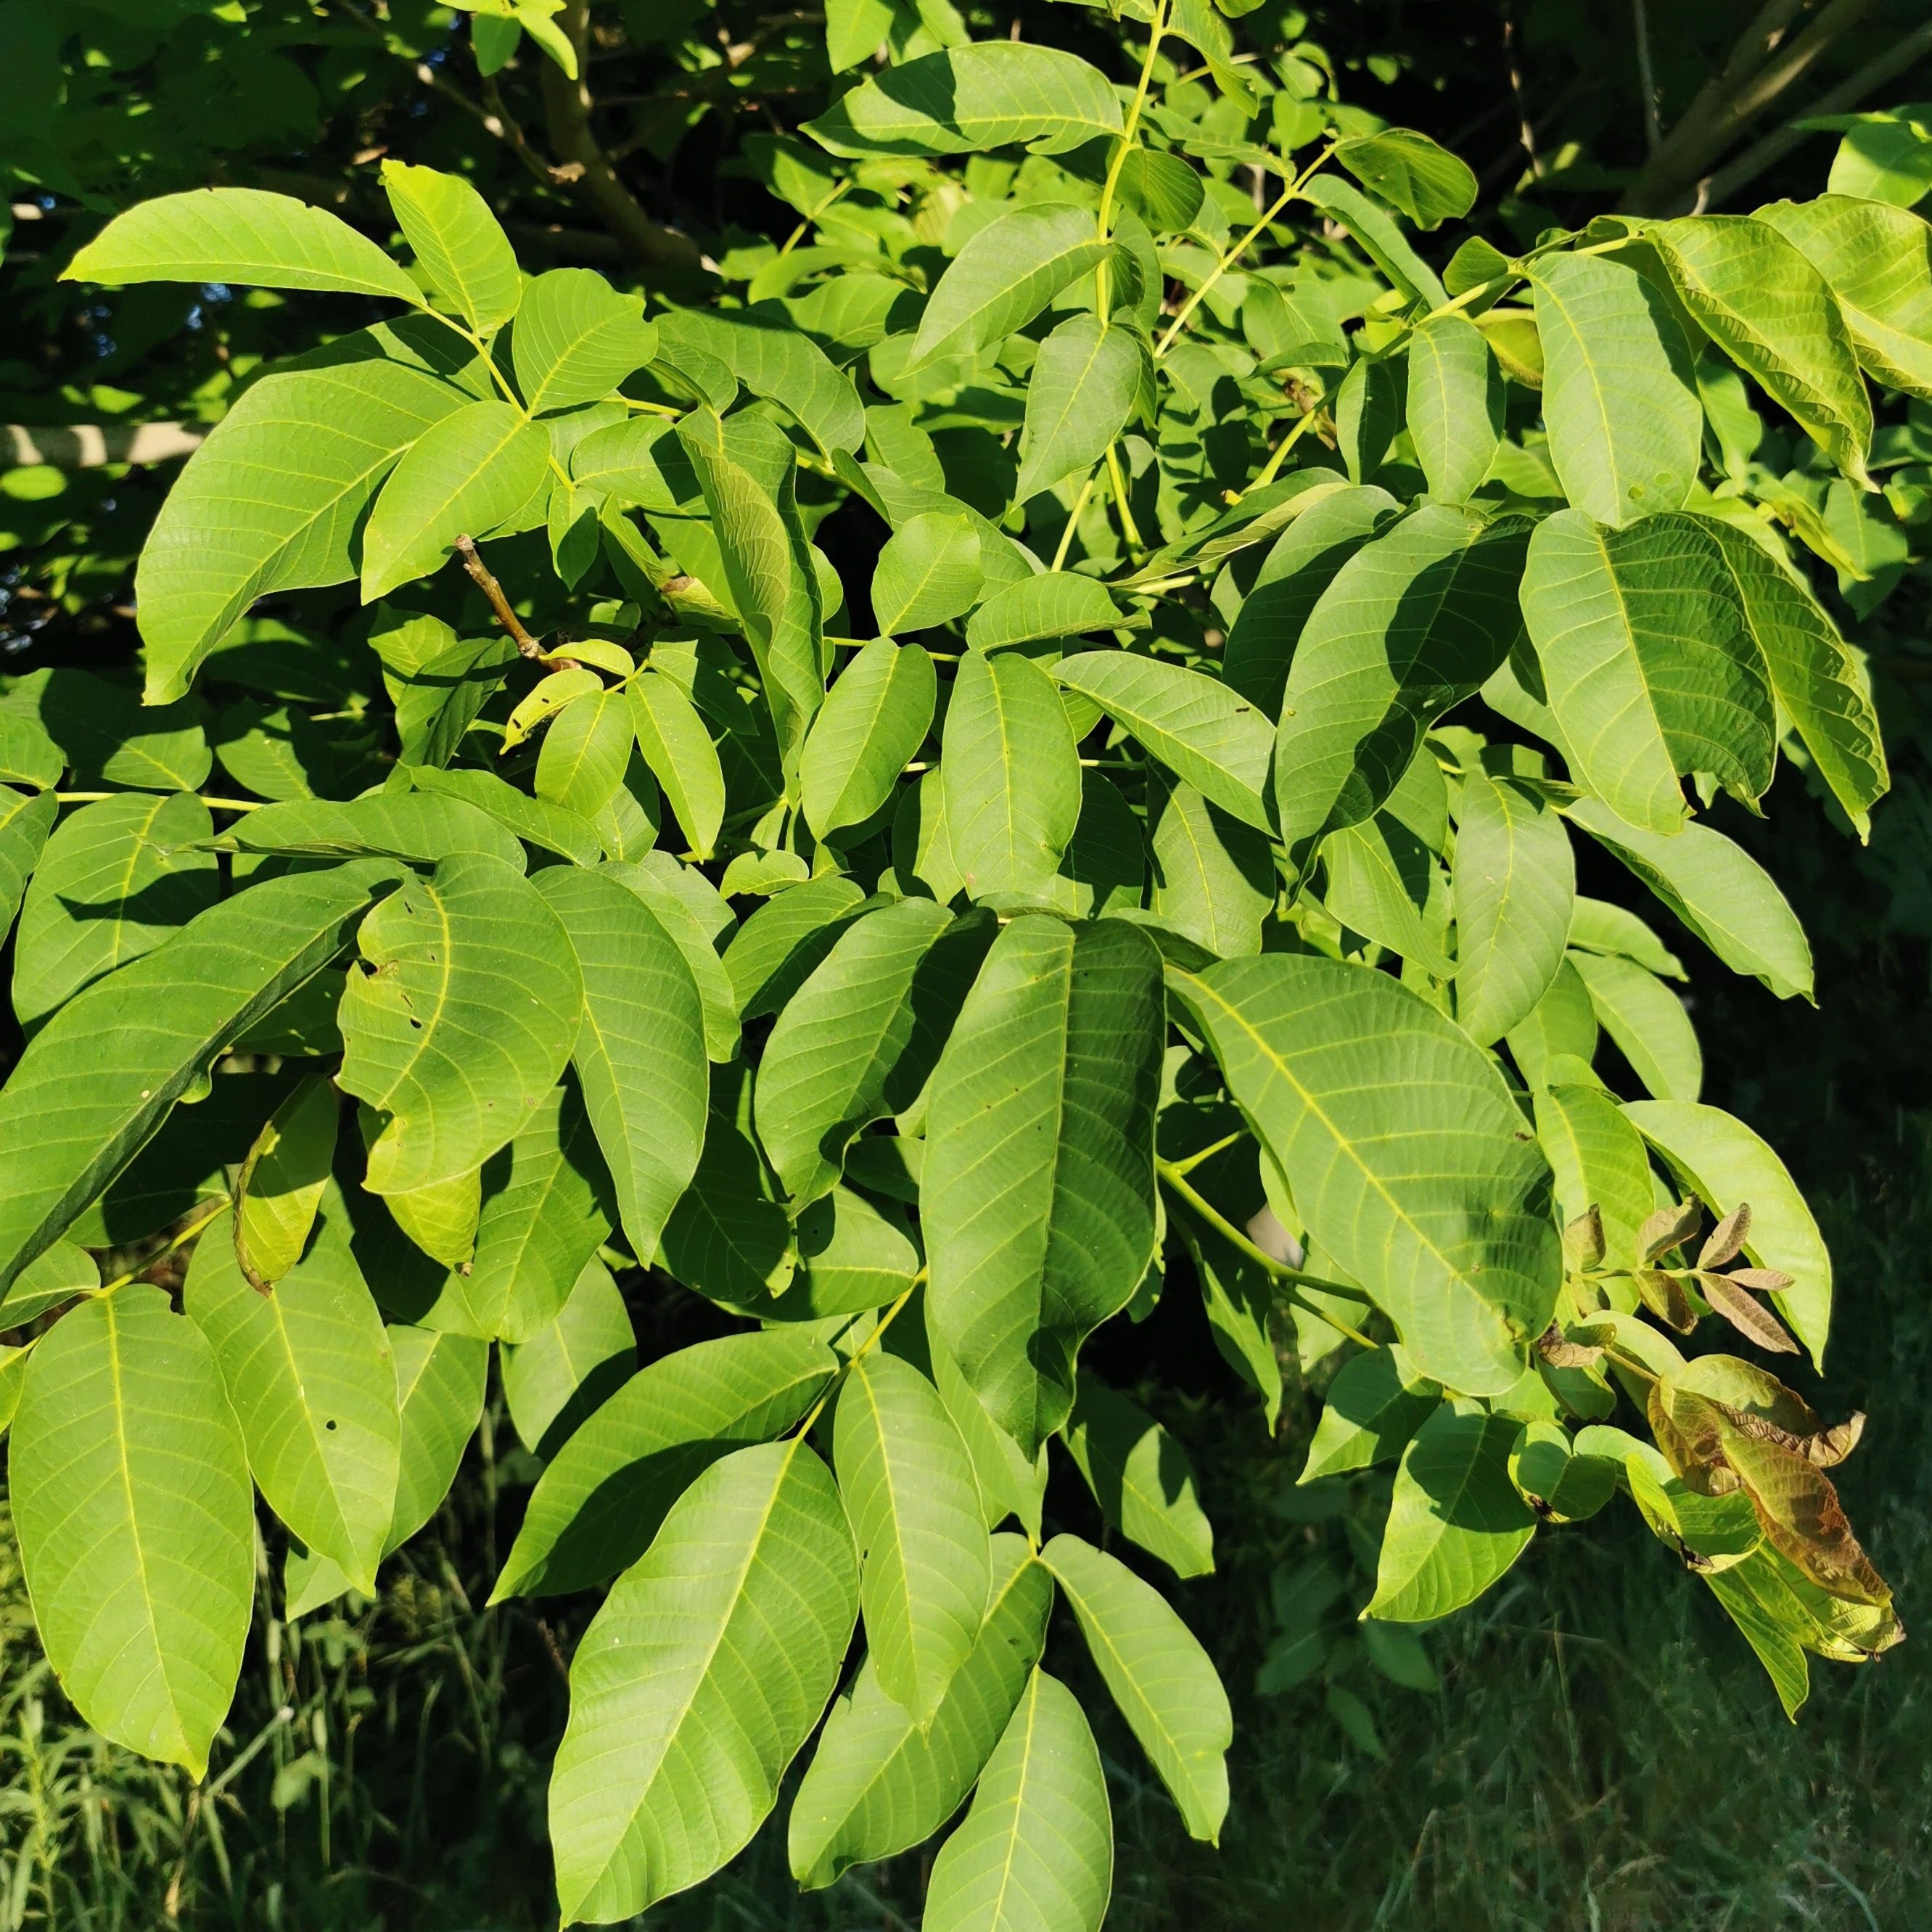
337,852 -> 582,1196
1014,315 -> 1143,502
1274,505 -> 1530,877
1041,1532 -> 1230,1843
64,186 -> 425,305
1365,1405 -> 1535,1620
10,1287 -> 254,1777
800,637 -> 937,840
1624,1101 -> 1832,1368
919,1668 -> 1113,1932
805,44 -> 1123,158
186,1197 -> 400,1592
1518,510 -> 1775,835
1064,1378 -> 1214,1578
1451,768 -> 1575,1045
0,863 -> 398,1294
925,916 -> 1164,1455
1054,651 -> 1273,832
789,1533 -> 1051,1888
941,650 -> 1082,900
1531,250 -> 1703,527
12,792 -> 218,1032
1175,953 -> 1558,1397
835,1349 -> 991,1725
493,1328 -> 837,1600
1566,797 -> 1812,1000
1300,175 -> 1447,308
547,1439 -> 859,1924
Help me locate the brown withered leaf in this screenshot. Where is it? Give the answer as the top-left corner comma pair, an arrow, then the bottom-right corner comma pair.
1634,1266 -> 1698,1332
1726,1265 -> 1795,1294
1698,1201 -> 1752,1270
1534,1321 -> 1603,1369
1719,1426 -> 1894,1609
1562,1205 -> 1606,1273
1804,1412 -> 1866,1469
1674,1355 -> 1820,1435
1700,1272 -> 1800,1355
1639,1198 -> 1702,1265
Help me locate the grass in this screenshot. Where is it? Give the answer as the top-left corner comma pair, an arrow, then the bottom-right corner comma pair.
0,1119 -> 1926,1931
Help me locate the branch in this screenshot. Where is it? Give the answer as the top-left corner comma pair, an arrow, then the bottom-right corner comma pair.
455,536 -> 543,658
538,0 -> 709,284
1704,17 -> 1932,207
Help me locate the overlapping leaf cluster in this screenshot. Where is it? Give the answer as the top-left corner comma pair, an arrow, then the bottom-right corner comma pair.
0,3 -> 1917,1923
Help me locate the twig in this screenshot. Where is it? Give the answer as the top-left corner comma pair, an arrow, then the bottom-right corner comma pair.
1632,0 -> 1661,152
1503,3 -> 1541,180
454,536 -> 544,657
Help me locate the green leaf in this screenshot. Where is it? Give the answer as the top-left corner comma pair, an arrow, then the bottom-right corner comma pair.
234,1074 -> 337,1288
1405,312 -> 1502,503
406,765 -> 604,867
359,399 -> 552,600
724,874 -> 866,1019
873,511 -> 985,635
800,637 -> 937,840
1334,353 -> 1402,485
1530,251 -> 1702,526
1300,176 -> 1447,308
1533,1079 -> 1655,1270
1365,1405 -> 1535,1621
3,668 -> 212,792
1014,315 -> 1143,502
1054,651 -> 1273,832
1758,195 -> 1932,403
783,1183 -> 923,1317
1064,1378 -> 1214,1578
464,1081 -> 612,1343
385,1325 -> 488,1549
1643,215 -> 1872,485
625,671 -> 724,859
1175,954 -> 1558,1397
1566,947 -> 1701,1101
789,1532 -> 1051,1889
0,788 -> 56,942
1320,813 -> 1453,975
920,1668 -> 1112,1932
535,687 -> 630,819
835,1350 -> 990,1725
659,1088 -> 797,1306
0,714 -> 63,791
1041,1532 -> 1230,1843
1569,895 -> 1685,978
535,865 -> 709,1265
1274,505 -> 1531,876
826,0 -> 897,71
494,1328 -> 836,1600
1451,768 -> 1575,1045
185,1197 -> 400,1593
1624,1099 -> 1832,1368
964,572 -> 1122,652
1334,128 -> 1476,230
910,203 -> 1109,370
136,339 -> 471,702
755,900 -> 983,1205
924,916 -> 1164,1455
942,651 -> 1082,900
381,160 -> 521,334
10,1287 -> 254,1777
337,852 -> 582,1195
1693,514 -> 1887,836
929,1311 -> 1049,1537
678,409 -> 825,762
654,308 -> 866,456
501,1258 -> 636,1459
63,186 -> 424,306
512,267 -> 658,414
1148,777 -> 1273,959
1300,1344 -> 1439,1481
547,1439 -> 859,1924
1503,955 -> 1598,1089
603,857 -> 741,1062
804,44 -> 1122,158
0,863 -> 398,1294
1222,485 -> 1402,717
12,792 -> 218,1032
1114,147 -> 1204,232
1518,510 -> 1775,836
1566,796 -> 1812,1000
1048,768 -> 1146,920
